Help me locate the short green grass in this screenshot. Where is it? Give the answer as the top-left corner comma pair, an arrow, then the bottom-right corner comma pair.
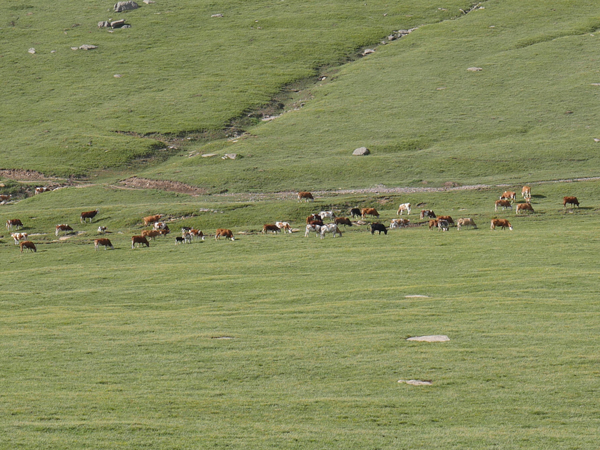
1,180 -> 599,449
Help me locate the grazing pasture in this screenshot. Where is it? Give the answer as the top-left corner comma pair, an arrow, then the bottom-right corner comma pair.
1,181 -> 600,448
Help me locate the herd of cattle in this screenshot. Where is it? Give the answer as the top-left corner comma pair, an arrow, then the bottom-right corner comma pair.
1,185 -> 582,253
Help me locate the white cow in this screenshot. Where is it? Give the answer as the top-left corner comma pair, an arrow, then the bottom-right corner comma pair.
305,223 -> 322,237
397,203 -> 411,215
275,221 -> 293,233
318,211 -> 336,221
320,223 -> 342,239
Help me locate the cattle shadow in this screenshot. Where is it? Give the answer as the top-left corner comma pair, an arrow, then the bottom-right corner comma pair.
531,194 -> 546,199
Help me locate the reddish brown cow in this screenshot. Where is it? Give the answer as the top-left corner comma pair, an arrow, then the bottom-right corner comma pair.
141,229 -> 162,240
215,228 -> 235,240
495,199 -> 512,211
0,194 -> 11,202
335,217 -> 353,227
563,196 -> 580,207
6,219 -> 23,230
20,241 -> 36,253
428,219 -> 439,230
361,208 -> 379,219
516,203 -> 534,214
420,210 -> 436,219
491,219 -> 513,230
500,191 -> 517,202
55,224 -> 73,236
131,235 -> 150,248
262,224 -> 280,234
80,209 -> 99,223
306,214 -> 321,224
143,214 -> 163,226
297,192 -> 314,202
94,238 -> 114,250
437,215 -> 454,225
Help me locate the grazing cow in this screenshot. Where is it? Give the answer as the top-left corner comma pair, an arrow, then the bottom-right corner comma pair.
390,218 -> 409,229
335,217 -> 353,227
141,229 -> 162,240
437,219 -> 450,231
153,221 -> 169,230
143,214 -> 163,226
189,229 -> 205,240
428,219 -> 439,230
275,222 -> 293,233
175,233 -> 192,244
522,186 -> 531,200
495,199 -> 513,211
0,194 -> 11,202
98,226 -> 107,234
320,223 -> 342,239
94,238 -> 114,250
11,232 -> 28,245
297,191 -> 314,202
6,219 -> 23,230
306,214 -> 321,224
437,215 -> 454,225
19,241 -> 36,253
131,235 -> 150,248
491,219 -> 513,230
397,203 -> 411,215
35,187 -> 51,195
500,191 -> 517,202
370,223 -> 388,235
80,209 -> 98,223
318,211 -> 336,221
516,203 -> 534,214
456,218 -> 477,230
55,224 -> 73,236
175,236 -> 185,244
563,196 -> 580,207
361,208 -> 379,219
349,208 -> 362,218
215,228 -> 235,240
304,223 -> 322,237
262,224 -> 281,234
420,210 -> 436,219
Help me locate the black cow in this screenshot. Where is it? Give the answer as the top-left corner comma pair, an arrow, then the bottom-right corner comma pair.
370,223 -> 388,235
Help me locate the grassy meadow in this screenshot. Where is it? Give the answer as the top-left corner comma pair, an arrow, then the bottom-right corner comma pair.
1,180 -> 600,448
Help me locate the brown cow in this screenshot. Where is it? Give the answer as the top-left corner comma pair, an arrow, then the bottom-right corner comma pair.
428,219 -> 439,230
94,238 -> 114,250
306,214 -> 321,224
297,192 -> 314,202
495,199 -> 512,211
335,217 -> 353,227
390,218 -> 409,229
491,219 -> 513,230
516,203 -> 534,214
143,214 -> 163,226
6,219 -> 23,230
0,194 -> 11,202
131,235 -> 150,248
215,228 -> 235,240
262,224 -> 280,234
500,191 -> 517,202
141,229 -> 162,240
456,218 -> 477,230
20,241 -> 36,253
361,208 -> 379,219
437,215 -> 454,225
522,186 -> 531,200
420,210 -> 436,219
563,196 -> 580,207
80,209 -> 99,223
55,224 -> 73,236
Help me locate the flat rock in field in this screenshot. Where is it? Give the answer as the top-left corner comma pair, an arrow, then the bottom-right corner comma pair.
407,335 -> 449,342
398,379 -> 433,386
352,147 -> 370,156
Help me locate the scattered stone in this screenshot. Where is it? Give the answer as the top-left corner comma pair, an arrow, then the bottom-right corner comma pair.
202,153 -> 217,158
114,1 -> 139,12
407,335 -> 450,342
591,83 -> 600,86
71,47 -> 79,50
51,50 -> 57,53
594,138 -> 600,142
405,295 -> 430,298
98,21 -> 111,27
467,67 -> 483,72
222,153 -> 237,160
353,147 -> 370,156
28,48 -> 36,54
362,48 -> 375,56
143,0 -> 155,3
110,19 -> 126,28
114,74 -> 122,78
398,379 -> 433,386
79,44 -> 98,50
211,13 -> 223,18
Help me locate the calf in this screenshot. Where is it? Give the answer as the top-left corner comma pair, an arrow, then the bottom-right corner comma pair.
80,209 -> 98,223
6,219 -> 23,230
500,191 -> 517,202
420,210 -> 436,219
335,217 -> 353,227
11,232 -> 28,245
320,223 -> 342,239
491,219 -> 513,230
297,191 -> 314,202
456,218 -> 477,230
94,238 -> 114,250
390,218 -> 410,229
262,224 -> 280,234
143,214 -> 163,226
97,226 -> 107,234
397,203 -> 411,215
437,219 -> 450,231
495,199 -> 512,211
55,224 -> 73,236
563,196 -> 579,207
349,208 -> 362,218
361,208 -> 379,219
19,241 -> 36,253
516,203 -> 534,214
304,223 -> 322,237
131,235 -> 150,248
215,228 -> 235,240
370,223 -> 388,235
275,222 -> 293,233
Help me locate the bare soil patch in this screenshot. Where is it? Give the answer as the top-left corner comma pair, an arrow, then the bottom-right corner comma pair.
117,177 -> 208,196
0,169 -> 61,182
